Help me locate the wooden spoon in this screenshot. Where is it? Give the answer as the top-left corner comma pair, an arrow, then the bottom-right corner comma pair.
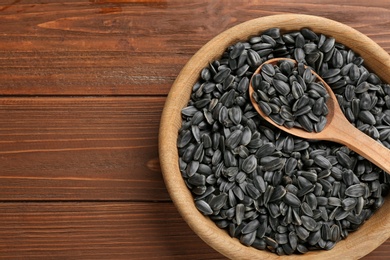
249,57 -> 390,173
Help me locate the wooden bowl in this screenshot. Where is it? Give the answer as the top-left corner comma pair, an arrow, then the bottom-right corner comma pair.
159,14 -> 390,259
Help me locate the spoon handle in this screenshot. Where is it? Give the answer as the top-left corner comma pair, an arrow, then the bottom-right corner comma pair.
327,116 -> 390,174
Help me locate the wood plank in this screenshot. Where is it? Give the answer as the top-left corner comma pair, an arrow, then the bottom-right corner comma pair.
0,97 -> 169,201
0,202 -> 222,259
0,0 -> 389,95
0,201 -> 387,259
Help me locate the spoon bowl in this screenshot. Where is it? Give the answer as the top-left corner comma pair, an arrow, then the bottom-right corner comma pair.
249,57 -> 390,174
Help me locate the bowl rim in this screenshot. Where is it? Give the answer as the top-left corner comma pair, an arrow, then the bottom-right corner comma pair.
159,13 -> 390,259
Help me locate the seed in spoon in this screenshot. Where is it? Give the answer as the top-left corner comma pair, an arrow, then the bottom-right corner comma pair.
252,59 -> 329,132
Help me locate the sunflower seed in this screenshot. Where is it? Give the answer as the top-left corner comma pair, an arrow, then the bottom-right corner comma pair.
269,185 -> 287,202
237,64 -> 250,77
209,193 -> 227,211
321,69 -> 340,79
309,82 -> 328,96
331,224 -> 341,242
334,208 -> 349,221
294,48 -> 305,63
269,114 -> 285,125
241,219 -> 260,234
264,236 -> 279,249
273,79 -> 291,96
280,106 -> 294,121
291,81 -> 304,99
177,130 -> 193,148
275,233 -> 288,245
188,173 -> 206,186
336,151 -> 353,169
235,204 -> 245,225
358,110 -> 376,125
328,197 -> 341,207
230,42 -> 245,59
213,68 -> 231,83
345,184 -> 366,197
301,202 -> 314,217
308,229 -> 321,245
195,200 -> 213,215
361,171 -> 380,181
182,143 -> 196,163
246,183 -> 261,199
225,129 -> 242,149
313,155 -> 332,169
296,226 -> 310,240
260,63 -> 274,76
240,231 -> 257,246
355,81 -> 370,93
247,49 -> 262,67
317,196 -> 328,206
233,186 -> 244,201
298,114 -> 314,132
242,155 -> 257,173
252,41 -> 271,50
313,97 -> 325,116
252,238 -> 267,250
294,105 -> 312,117
284,192 -> 301,207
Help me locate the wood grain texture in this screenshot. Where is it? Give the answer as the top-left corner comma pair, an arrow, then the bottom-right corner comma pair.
0,97 -> 169,201
0,0 -> 389,95
0,0 -> 389,259
0,202 -> 387,259
0,202 -> 221,259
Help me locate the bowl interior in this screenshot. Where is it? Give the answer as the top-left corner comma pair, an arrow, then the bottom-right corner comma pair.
159,14 -> 390,259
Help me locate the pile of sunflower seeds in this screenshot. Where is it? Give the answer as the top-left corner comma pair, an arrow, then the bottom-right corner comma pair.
177,27 -> 390,255
252,60 -> 329,132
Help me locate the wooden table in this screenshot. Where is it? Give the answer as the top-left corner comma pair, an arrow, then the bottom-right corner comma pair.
0,0 -> 389,259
